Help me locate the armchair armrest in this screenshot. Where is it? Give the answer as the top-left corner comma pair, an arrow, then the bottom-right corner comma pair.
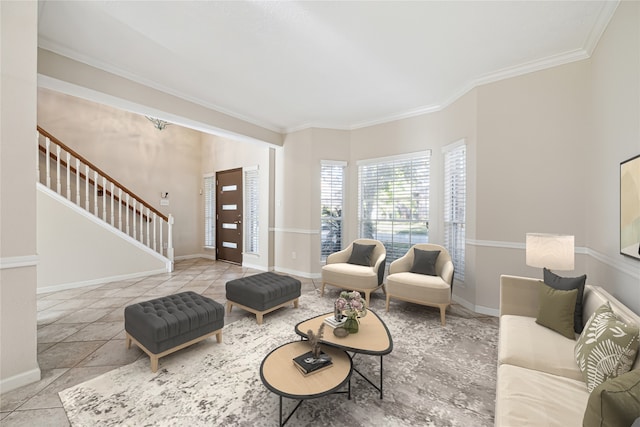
326,247 -> 351,264
389,252 -> 412,274
372,252 -> 387,285
499,275 -> 541,317
441,261 -> 454,285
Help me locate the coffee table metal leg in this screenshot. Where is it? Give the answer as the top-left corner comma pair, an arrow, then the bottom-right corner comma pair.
351,354 -> 385,399
280,396 -> 304,427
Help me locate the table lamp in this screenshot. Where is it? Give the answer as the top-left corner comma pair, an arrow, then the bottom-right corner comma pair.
526,233 -> 575,273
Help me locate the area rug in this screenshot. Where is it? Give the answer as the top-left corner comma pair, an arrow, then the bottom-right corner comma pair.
59,291 -> 499,426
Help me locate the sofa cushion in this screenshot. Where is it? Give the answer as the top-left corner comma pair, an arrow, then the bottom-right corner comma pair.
499,314 -> 584,381
495,364 -> 589,427
410,248 -> 440,276
583,369 -> 640,427
536,282 -> 578,339
544,268 -> 587,334
347,243 -> 376,266
575,303 -> 640,392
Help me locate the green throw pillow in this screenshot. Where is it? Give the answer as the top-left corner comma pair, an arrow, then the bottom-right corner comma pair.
583,369 -> 640,427
575,303 -> 640,393
535,282 -> 578,339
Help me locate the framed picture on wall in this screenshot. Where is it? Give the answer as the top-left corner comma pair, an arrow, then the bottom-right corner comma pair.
620,154 -> 640,260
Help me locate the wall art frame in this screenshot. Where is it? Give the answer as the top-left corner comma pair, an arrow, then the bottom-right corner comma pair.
620,154 -> 640,260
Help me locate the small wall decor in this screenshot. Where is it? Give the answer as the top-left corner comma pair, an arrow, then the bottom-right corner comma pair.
620,154 -> 640,260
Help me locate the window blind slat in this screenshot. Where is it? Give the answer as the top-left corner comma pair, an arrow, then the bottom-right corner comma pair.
358,153 -> 430,263
204,175 -> 215,247
245,168 -> 259,254
444,144 -> 466,281
321,163 -> 344,261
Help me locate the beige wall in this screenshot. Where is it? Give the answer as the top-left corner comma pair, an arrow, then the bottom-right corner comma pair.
38,49 -> 283,147
37,187 -> 167,290
586,0 -> 640,312
473,60 -> 592,310
0,1 -> 40,392
37,88 -> 203,256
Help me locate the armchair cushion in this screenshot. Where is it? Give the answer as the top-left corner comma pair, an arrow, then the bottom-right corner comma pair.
410,248 -> 440,276
347,243 -> 376,266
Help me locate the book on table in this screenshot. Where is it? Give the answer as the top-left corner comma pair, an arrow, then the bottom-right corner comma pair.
323,316 -> 347,328
292,351 -> 333,376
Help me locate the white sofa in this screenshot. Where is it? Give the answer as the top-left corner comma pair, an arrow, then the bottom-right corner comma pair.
495,275 -> 640,426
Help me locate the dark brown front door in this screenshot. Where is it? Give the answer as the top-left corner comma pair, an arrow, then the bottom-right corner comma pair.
216,168 -> 243,264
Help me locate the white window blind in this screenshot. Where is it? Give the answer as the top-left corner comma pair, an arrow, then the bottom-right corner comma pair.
321,161 -> 346,262
358,152 -> 430,263
204,174 -> 215,248
244,167 -> 259,254
443,141 -> 466,282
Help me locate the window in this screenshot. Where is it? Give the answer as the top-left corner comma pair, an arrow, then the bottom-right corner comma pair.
203,174 -> 215,248
244,167 -> 259,254
358,152 -> 430,263
321,161 -> 346,262
443,141 -> 466,282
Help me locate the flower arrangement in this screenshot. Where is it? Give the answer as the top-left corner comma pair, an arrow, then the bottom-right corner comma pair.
335,291 -> 367,320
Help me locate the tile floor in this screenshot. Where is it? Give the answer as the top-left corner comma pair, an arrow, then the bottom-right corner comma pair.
0,258 -> 318,426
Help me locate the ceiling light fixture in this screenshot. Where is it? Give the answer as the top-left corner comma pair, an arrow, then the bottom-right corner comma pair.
146,116 -> 171,131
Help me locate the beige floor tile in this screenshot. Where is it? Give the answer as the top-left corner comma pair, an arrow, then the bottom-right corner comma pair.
78,339 -> 142,368
1,407 -> 70,426
63,321 -> 123,342
38,341 -> 106,370
54,308 -> 113,324
37,323 -> 87,344
0,369 -> 68,412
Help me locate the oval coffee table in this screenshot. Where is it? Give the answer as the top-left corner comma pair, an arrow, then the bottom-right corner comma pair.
260,341 -> 352,426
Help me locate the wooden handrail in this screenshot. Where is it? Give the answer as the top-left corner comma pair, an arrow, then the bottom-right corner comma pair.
37,126 -> 168,222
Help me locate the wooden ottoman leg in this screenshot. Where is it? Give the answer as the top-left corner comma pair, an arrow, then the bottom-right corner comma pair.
226,301 -> 233,314
216,330 -> 222,343
151,355 -> 159,373
256,313 -> 263,325
125,333 -> 132,349
293,298 -> 299,309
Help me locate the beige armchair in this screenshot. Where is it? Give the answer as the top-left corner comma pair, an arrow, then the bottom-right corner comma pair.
385,243 -> 454,325
321,239 -> 386,307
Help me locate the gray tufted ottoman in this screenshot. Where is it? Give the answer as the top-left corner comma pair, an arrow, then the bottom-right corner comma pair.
226,272 -> 301,324
124,291 -> 224,372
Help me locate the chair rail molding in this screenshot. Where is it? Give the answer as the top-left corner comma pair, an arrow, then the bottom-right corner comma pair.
466,239 -> 638,280
0,255 -> 39,270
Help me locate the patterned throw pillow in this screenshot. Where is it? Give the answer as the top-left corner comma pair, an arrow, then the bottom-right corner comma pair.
575,303 -> 640,392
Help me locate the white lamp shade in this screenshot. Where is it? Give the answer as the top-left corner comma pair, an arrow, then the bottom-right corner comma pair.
526,233 -> 575,270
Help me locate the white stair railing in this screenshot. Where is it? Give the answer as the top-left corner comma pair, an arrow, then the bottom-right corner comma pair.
36,127 -> 174,263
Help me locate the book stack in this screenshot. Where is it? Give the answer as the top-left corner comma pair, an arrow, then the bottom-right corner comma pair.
292,351 -> 333,376
323,315 -> 347,328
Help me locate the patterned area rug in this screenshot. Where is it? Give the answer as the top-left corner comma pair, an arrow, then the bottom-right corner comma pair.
59,291 -> 498,426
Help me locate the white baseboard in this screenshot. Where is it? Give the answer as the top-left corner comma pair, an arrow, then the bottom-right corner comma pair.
0,367 -> 41,394
452,293 -> 499,317
37,268 -> 167,294
174,253 -> 216,261
273,266 -> 321,280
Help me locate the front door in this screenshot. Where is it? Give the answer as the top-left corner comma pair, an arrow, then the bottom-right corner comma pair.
216,168 -> 243,264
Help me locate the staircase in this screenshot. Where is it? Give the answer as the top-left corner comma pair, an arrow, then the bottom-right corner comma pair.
36,126 -> 174,270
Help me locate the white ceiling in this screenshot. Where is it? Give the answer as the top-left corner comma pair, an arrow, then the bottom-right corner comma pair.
37,1 -> 619,134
